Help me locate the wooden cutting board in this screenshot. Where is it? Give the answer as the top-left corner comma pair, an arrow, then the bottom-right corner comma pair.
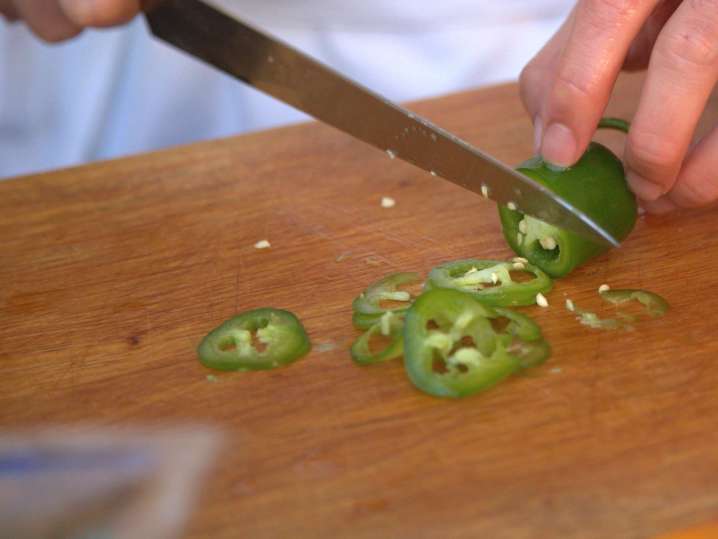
3,73 -> 718,539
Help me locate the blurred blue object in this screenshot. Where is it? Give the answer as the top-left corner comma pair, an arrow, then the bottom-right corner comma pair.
0,426 -> 222,539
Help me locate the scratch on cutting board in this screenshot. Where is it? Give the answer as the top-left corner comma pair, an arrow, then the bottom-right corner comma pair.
377,226 -> 440,249
414,416 -> 452,468
278,207 -> 354,259
54,340 -> 93,390
235,251 -> 246,313
313,196 -> 409,249
363,253 -> 400,269
234,271 -> 240,313
375,228 -> 416,251
315,342 -> 337,353
208,249 -> 222,321
145,308 -> 152,335
586,333 -> 603,429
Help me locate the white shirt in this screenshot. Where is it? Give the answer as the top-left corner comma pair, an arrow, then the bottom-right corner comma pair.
0,1 -> 572,178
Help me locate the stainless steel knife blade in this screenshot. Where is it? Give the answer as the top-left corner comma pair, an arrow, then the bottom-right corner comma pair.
145,0 -> 618,247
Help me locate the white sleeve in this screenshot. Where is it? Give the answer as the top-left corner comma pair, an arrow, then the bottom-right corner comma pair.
0,1 -> 572,178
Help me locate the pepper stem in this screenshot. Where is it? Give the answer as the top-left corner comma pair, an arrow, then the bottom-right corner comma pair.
597,117 -> 630,134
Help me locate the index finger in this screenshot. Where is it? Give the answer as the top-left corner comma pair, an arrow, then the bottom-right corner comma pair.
538,0 -> 659,168
625,0 -> 718,201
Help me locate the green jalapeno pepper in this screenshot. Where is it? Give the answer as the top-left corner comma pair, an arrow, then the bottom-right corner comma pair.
492,307 -> 543,342
424,259 -> 552,307
197,308 -> 311,371
350,311 -> 405,365
403,288 -> 550,398
498,118 -> 637,278
352,272 -> 421,329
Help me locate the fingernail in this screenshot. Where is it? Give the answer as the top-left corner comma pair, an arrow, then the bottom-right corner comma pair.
627,171 -> 664,201
540,123 -> 577,169
533,116 -> 543,155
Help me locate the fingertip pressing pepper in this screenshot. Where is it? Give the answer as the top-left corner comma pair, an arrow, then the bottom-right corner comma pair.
498,117 -> 637,278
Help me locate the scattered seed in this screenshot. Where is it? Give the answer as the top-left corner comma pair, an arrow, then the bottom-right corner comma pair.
316,342 -> 337,353
518,219 -> 528,234
598,284 -> 610,294
480,183 -> 489,198
507,201 -> 518,211
430,170 -> 437,177
550,367 -> 562,374
512,262 -> 525,270
490,272 -> 499,284
254,240 -> 271,249
536,292 -> 549,307
539,237 -> 558,250
381,196 -> 396,208
380,311 -> 394,336
565,299 -> 575,312
512,257 -> 528,264
386,149 -> 396,159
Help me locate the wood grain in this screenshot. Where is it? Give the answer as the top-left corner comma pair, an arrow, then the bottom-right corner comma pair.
3,73 -> 718,539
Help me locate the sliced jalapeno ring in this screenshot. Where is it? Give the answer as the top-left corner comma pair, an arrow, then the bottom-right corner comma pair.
352,272 -> 422,317
403,289 -> 550,399
350,312 -> 404,365
352,311 -> 383,330
197,308 -> 311,371
503,335 -> 551,369
425,259 -> 552,307
492,307 -> 543,341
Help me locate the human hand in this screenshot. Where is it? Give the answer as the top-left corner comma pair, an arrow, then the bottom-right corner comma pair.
0,0 -> 142,42
520,0 -> 718,213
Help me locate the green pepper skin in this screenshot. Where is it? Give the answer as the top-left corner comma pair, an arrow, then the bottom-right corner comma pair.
197,308 -> 311,371
499,140 -> 637,278
492,307 -> 543,342
403,289 -> 550,399
352,311 -> 384,330
350,317 -> 405,365
352,272 -> 421,316
425,259 -> 552,307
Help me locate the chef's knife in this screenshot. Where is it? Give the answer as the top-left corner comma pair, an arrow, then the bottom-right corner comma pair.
145,0 -> 618,247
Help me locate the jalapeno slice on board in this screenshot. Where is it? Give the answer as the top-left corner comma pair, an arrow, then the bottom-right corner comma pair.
198,308 -> 311,371
350,312 -> 405,365
425,259 -> 552,307
403,289 -> 550,398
